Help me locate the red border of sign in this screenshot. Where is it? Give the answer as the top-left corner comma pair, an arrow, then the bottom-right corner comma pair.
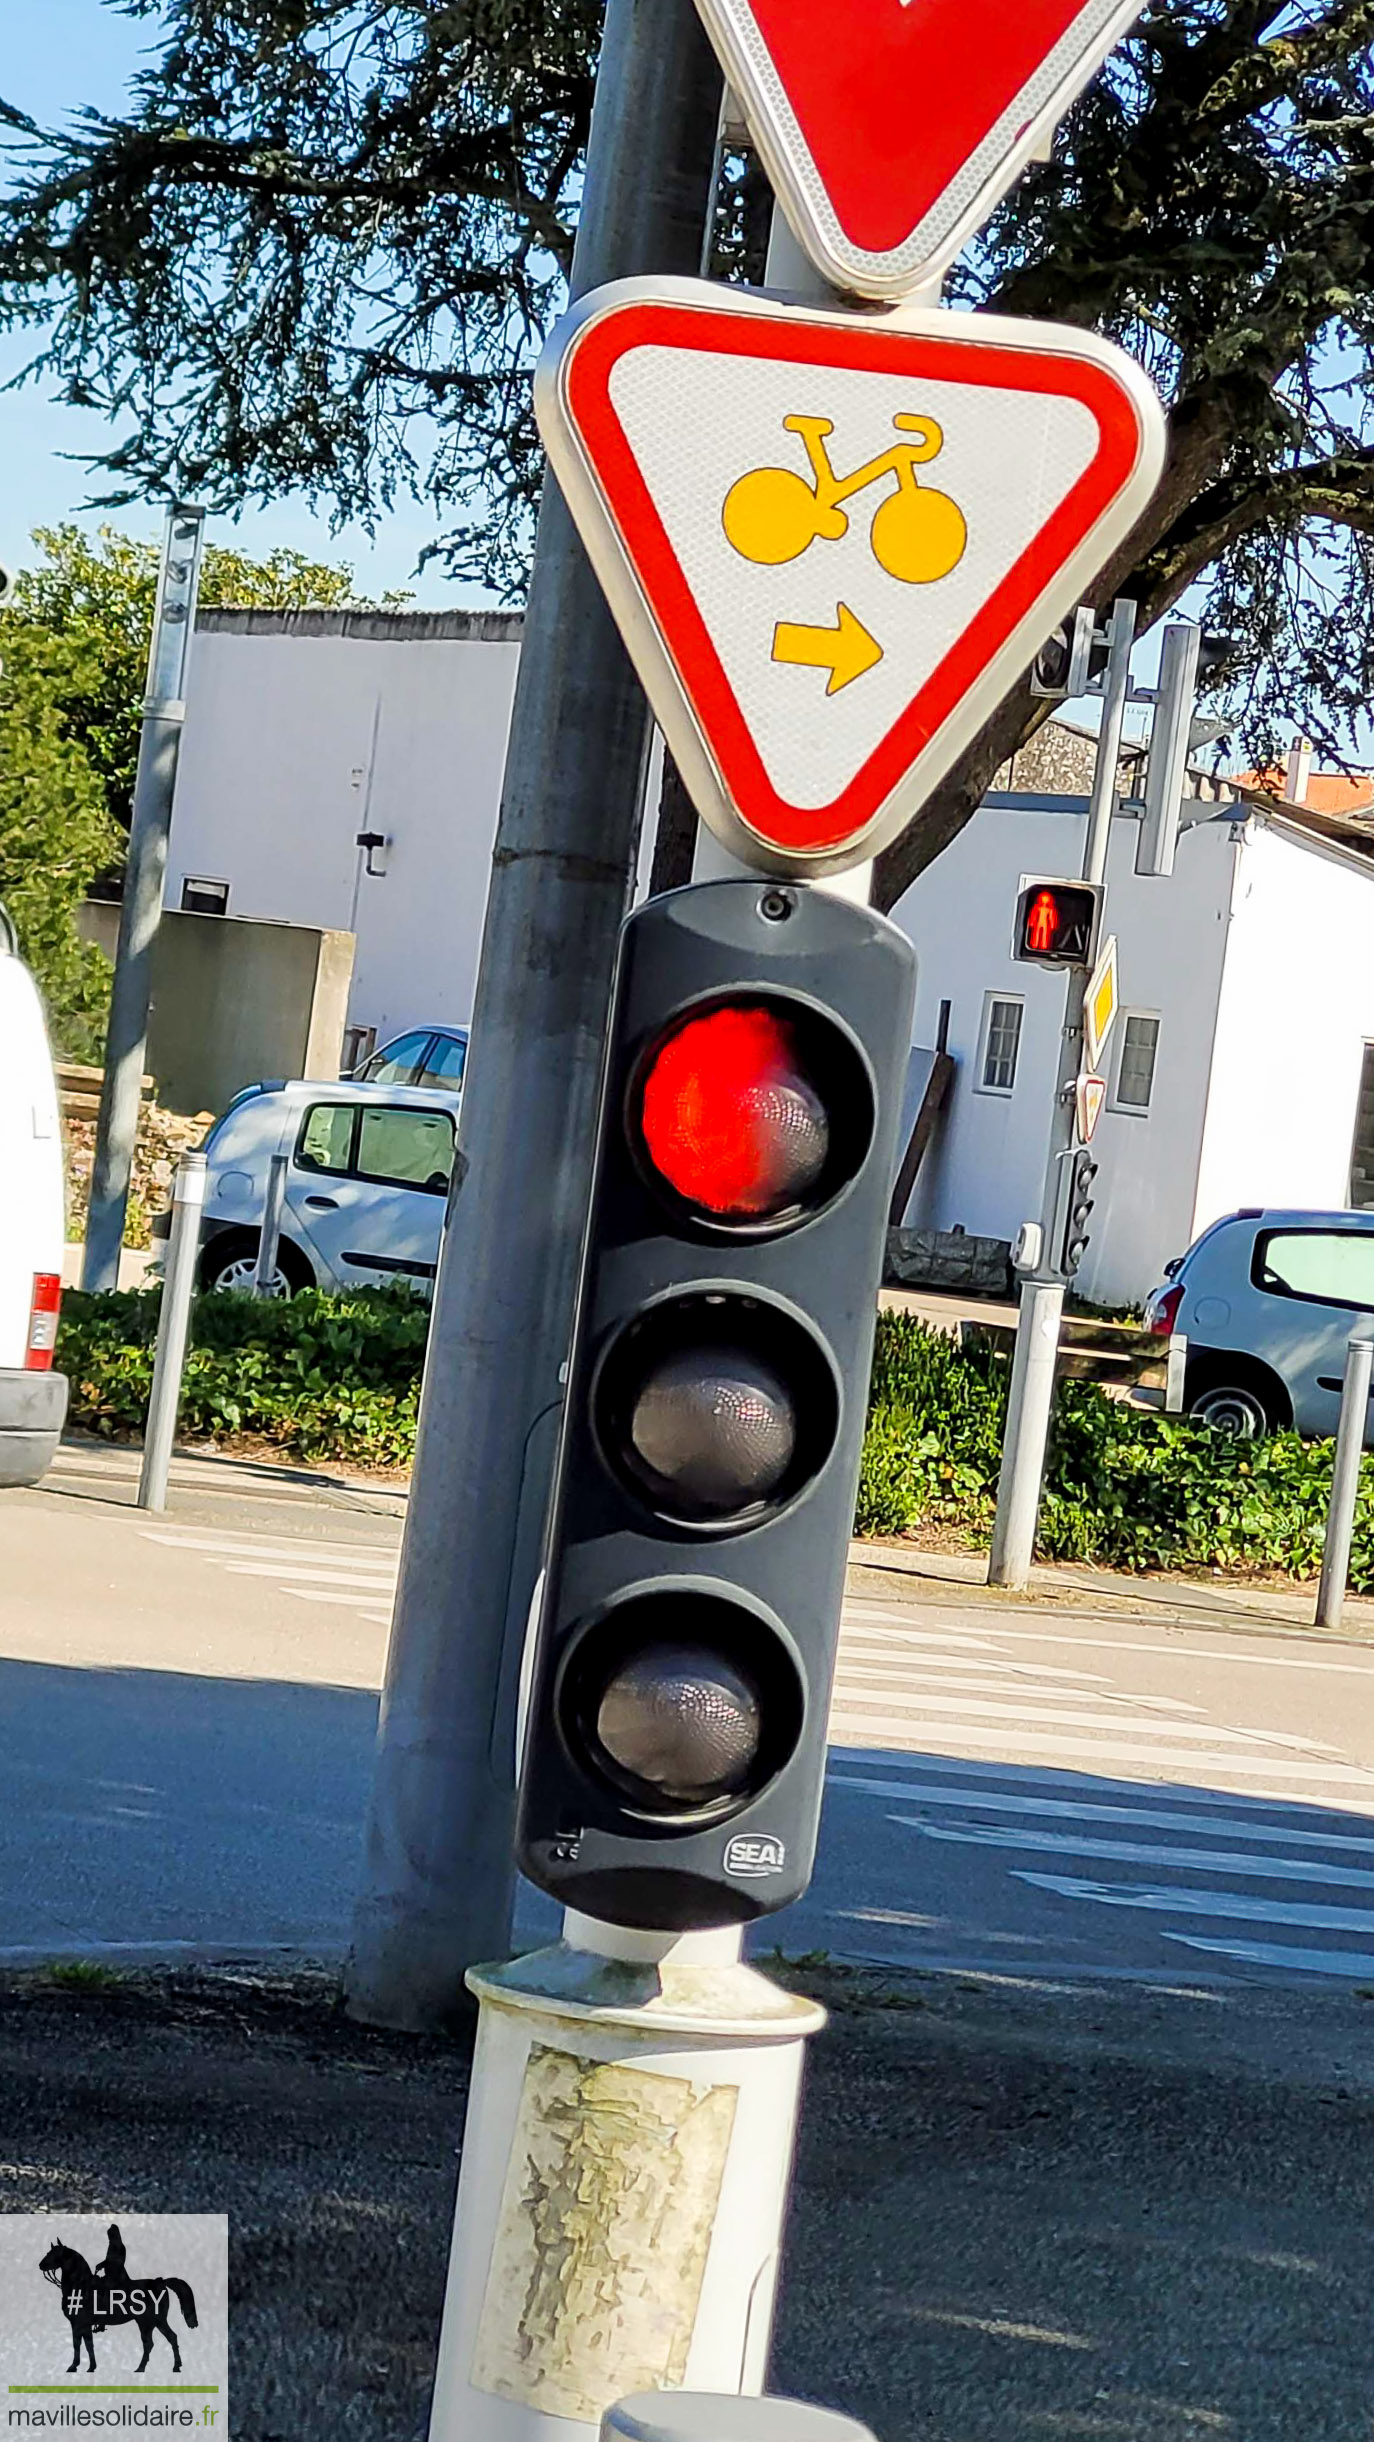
562,299 -> 1146,857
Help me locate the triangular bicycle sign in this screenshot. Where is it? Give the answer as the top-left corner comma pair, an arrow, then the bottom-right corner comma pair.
536,278 -> 1165,874
693,0 -> 1146,299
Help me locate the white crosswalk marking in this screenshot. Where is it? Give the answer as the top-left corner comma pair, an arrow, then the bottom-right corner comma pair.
140,1524 -> 399,1624
827,1603 -> 1374,1982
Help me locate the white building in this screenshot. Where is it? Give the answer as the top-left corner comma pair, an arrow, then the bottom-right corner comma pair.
170,607 -> 522,1059
892,788 -> 1374,1304
168,611 -> 1374,1306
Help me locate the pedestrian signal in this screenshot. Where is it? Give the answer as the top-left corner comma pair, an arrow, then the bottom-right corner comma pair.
1013,879 -> 1103,969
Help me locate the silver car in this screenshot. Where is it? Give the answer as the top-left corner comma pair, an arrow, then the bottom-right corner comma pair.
1144,1208 -> 1374,1439
197,1079 -> 462,1295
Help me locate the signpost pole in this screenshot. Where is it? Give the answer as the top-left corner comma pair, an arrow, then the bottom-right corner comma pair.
83,506 -> 206,1294
345,0 -> 723,2034
990,598 -> 1137,1590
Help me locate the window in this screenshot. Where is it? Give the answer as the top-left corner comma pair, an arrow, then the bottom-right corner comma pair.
180,876 -> 230,916
1351,1045 -> 1374,1210
356,1107 -> 456,1195
1114,1013 -> 1160,1114
416,1032 -> 468,1091
359,1030 -> 433,1087
978,995 -> 1023,1094
296,1104 -> 356,1176
1255,1230 -> 1374,1312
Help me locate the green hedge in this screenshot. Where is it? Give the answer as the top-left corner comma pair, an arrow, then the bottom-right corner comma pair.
58,1288 -> 426,1472
859,1310 -> 1374,1589
56,1292 -> 1374,1585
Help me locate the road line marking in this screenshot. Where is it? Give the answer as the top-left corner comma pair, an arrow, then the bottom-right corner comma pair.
823,1717 -> 1374,1779
221,1560 -> 398,1588
909,1623 -> 1374,1677
1016,1874 -> 1374,1934
141,1529 -> 400,1562
283,1586 -> 397,1609
824,1773 -> 1374,1853
838,1645 -> 1116,1685
836,1664 -> 1203,1714
889,1817 -> 1374,1888
830,1690 -> 1334,1748
1165,1933 -> 1374,1976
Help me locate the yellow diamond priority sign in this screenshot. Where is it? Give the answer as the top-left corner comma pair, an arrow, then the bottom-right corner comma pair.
1083,935 -> 1119,1073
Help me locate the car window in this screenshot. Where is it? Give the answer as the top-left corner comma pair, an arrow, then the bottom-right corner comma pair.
356,1106 -> 456,1195
417,1034 -> 467,1091
1256,1230 -> 1374,1311
360,1030 -> 432,1087
296,1104 -> 356,1175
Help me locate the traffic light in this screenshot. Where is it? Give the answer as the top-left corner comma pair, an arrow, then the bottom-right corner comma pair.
515,877 -> 916,1932
1056,1146 -> 1099,1277
1029,605 -> 1105,700
1135,622 -> 1200,878
1012,879 -> 1103,968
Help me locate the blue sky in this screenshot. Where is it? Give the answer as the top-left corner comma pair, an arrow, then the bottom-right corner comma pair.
0,0 -> 466,600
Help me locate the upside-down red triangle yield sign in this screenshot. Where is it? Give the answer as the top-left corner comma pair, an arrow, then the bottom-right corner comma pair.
694,0 -> 1147,299
536,278 -> 1166,875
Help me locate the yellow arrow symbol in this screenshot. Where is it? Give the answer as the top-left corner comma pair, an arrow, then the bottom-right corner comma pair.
772,602 -> 883,695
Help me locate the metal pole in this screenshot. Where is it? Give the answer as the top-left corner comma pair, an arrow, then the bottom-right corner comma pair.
83,506 -> 206,1294
137,1152 -> 207,1514
254,1152 -> 289,1298
989,599 -> 1137,1589
603,2402 -> 879,2440
1315,1335 -> 1373,1631
346,0 -> 723,2032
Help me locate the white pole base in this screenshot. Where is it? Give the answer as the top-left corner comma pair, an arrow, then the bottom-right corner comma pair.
427,1919 -> 826,2442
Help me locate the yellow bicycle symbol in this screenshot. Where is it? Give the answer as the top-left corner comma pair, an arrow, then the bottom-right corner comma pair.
723,412 -> 967,585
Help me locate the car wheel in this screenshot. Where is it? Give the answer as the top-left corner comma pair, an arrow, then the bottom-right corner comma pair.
1187,1380 -> 1274,1437
202,1233 -> 311,1299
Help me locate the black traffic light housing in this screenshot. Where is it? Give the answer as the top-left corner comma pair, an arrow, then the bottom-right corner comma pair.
515,878 -> 917,1933
1029,605 -> 1106,700
1058,1147 -> 1100,1277
1012,879 -> 1103,969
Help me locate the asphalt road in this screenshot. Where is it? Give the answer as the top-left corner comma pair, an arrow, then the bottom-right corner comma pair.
6,1439 -> 1374,1986
5,1960 -> 1374,2442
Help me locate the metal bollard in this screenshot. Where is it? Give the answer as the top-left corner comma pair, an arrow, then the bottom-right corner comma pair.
1315,1334 -> 1374,1631
253,1151 -> 289,1297
603,2401 -> 878,2441
137,1152 -> 208,1513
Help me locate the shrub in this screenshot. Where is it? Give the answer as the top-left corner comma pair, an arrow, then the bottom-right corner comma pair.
58,1286 -> 427,1471
56,1292 -> 1374,1586
856,1311 -> 1374,1589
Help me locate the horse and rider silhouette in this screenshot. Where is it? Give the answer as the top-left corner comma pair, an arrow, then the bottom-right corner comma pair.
39,2225 -> 198,2374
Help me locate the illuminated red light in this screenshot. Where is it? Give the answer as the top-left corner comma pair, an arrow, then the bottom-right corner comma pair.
638,1003 -> 829,1221
1025,890 -> 1062,954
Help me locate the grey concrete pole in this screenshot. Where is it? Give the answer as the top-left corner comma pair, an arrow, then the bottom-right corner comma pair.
253,1153 -> 289,1298
83,507 -> 206,1294
137,1152 -> 207,1513
989,599 -> 1136,1589
345,0 -> 723,2031
603,2399 -> 878,2440
1315,1335 -> 1374,1631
